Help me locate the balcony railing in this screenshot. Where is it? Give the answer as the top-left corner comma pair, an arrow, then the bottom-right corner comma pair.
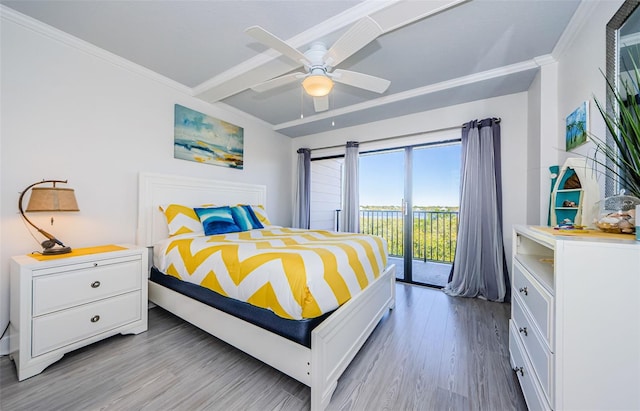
359,210 -> 458,263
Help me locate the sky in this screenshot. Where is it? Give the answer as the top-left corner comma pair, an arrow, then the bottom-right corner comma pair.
359,144 -> 461,207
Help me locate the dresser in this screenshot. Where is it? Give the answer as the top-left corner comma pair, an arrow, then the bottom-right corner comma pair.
510,225 -> 640,410
9,245 -> 148,381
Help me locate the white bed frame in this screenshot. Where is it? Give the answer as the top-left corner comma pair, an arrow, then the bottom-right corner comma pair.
137,172 -> 395,410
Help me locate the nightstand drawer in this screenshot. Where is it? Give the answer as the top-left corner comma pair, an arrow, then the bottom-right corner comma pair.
32,291 -> 141,357
33,258 -> 141,316
513,260 -> 553,345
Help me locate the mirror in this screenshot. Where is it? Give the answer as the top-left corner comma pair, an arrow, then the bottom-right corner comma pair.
619,7 -> 640,84
605,0 -> 640,197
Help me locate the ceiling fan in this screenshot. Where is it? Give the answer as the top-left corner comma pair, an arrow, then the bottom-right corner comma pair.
245,16 -> 391,112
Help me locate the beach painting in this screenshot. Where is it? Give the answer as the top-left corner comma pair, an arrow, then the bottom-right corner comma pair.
174,104 -> 244,169
565,101 -> 589,151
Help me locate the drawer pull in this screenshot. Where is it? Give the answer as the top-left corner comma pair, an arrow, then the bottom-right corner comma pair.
519,327 -> 528,336
93,263 -> 98,267
518,286 -> 528,296
90,315 -> 100,323
91,281 -> 101,288
513,366 -> 524,376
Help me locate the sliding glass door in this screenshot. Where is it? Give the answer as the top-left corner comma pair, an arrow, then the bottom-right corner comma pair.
360,149 -> 405,278
409,144 -> 460,287
360,143 -> 460,287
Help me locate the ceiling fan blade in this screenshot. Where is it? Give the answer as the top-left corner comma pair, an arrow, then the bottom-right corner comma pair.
324,16 -> 383,67
245,26 -> 309,66
251,72 -> 304,93
313,95 -> 329,112
332,69 -> 390,94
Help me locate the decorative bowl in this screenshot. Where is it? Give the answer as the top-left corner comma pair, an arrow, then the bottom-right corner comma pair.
593,195 -> 639,234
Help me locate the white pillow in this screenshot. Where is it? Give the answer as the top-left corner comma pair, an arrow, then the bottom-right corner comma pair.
159,203 -> 214,236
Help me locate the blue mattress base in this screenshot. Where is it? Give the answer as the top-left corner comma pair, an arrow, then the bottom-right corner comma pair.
149,266 -> 332,348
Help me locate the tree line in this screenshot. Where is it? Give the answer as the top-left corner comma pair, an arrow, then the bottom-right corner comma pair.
360,209 -> 458,263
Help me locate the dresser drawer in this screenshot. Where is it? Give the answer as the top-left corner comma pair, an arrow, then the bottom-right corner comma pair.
33,258 -> 142,316
513,293 -> 554,404
513,260 -> 553,345
32,291 -> 141,357
509,320 -> 552,411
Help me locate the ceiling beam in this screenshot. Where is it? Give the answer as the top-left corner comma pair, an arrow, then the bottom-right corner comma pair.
193,0 -> 467,103
192,1 -> 394,102
273,55 -> 555,131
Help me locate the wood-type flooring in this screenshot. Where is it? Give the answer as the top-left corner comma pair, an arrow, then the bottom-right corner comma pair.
0,283 -> 526,411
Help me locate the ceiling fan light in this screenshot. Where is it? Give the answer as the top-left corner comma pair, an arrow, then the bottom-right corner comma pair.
302,75 -> 334,97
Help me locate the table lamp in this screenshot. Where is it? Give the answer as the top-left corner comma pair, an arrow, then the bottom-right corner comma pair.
18,179 -> 79,255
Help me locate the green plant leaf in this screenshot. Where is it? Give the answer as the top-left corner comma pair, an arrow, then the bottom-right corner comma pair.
589,64 -> 640,198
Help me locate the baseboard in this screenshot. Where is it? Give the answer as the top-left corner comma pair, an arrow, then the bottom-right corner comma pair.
0,333 -> 9,356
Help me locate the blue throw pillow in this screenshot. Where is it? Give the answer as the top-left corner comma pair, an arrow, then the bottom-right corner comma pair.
230,205 -> 264,231
194,206 -> 241,235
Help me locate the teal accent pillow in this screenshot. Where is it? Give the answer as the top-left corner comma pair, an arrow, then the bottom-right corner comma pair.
194,206 -> 241,235
231,205 -> 264,231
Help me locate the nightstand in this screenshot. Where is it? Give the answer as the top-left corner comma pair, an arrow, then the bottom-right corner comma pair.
9,244 -> 148,381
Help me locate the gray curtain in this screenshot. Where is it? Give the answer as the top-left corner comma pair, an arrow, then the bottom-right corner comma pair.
293,148 -> 311,229
444,118 -> 510,302
342,141 -> 359,233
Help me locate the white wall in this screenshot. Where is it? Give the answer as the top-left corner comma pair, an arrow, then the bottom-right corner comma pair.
537,62 -> 560,225
0,12 -> 292,350
523,1 -> 624,228
527,69 -> 542,224
556,1 -> 623,195
292,92 -> 529,264
557,1 -> 620,161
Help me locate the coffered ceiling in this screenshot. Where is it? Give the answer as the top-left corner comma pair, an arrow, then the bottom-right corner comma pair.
1,0 -> 581,137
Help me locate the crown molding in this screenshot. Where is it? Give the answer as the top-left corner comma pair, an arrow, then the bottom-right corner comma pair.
274,57 -> 542,131
0,5 -> 192,95
551,0 -> 605,61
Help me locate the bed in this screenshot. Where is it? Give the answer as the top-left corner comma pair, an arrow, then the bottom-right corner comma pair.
136,172 -> 396,410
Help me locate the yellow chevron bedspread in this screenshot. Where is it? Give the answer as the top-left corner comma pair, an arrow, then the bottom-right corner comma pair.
153,227 -> 388,320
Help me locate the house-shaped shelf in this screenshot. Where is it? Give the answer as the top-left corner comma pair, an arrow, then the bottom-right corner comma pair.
549,158 -> 600,227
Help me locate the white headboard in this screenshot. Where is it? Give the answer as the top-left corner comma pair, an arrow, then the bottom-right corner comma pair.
137,172 -> 267,247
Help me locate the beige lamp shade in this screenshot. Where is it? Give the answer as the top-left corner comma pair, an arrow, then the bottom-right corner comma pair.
26,187 -> 79,212
18,179 -> 79,255
302,74 -> 334,97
